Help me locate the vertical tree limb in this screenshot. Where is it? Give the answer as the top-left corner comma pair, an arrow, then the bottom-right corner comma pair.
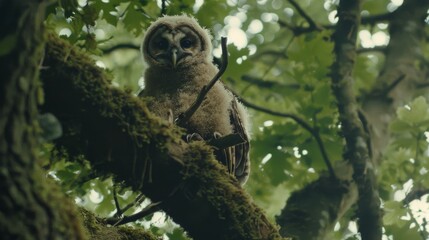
330,0 -> 382,239
0,1 -> 86,239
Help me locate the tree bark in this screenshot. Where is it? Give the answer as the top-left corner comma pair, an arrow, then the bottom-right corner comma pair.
331,0 -> 382,239
362,0 -> 429,163
276,175 -> 357,240
276,1 -> 429,239
41,34 -> 285,240
0,1 -> 86,239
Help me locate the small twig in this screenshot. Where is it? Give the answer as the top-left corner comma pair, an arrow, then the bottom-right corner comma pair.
112,188 -> 146,218
113,187 -> 123,217
229,89 -> 336,179
277,20 -> 331,36
361,12 -> 393,25
356,46 -> 386,54
383,74 -> 406,96
408,208 -> 428,240
120,193 -> 146,216
106,201 -> 163,226
288,0 -> 321,30
404,189 -> 429,204
239,75 -> 300,89
101,43 -> 140,54
175,37 -> 228,127
160,0 -> 167,16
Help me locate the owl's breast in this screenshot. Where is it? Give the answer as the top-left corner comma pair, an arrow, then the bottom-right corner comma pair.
175,83 -> 234,139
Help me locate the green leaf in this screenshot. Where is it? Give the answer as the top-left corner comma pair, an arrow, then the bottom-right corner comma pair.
397,96 -> 429,125
383,200 -> 407,226
122,2 -> 146,35
93,0 -> 121,26
0,34 -> 16,56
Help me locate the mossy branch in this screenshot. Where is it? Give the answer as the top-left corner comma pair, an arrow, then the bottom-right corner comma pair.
41,34 -> 285,240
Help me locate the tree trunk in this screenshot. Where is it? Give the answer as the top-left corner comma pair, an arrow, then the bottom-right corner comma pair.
276,1 -> 429,239
0,1 -> 86,239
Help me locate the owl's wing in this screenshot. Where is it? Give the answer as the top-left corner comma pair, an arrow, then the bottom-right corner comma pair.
227,98 -> 250,184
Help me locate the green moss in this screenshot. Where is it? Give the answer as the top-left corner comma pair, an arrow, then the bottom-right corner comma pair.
43,34 -> 184,185
33,167 -> 88,239
42,34 -> 285,240
118,226 -> 160,240
181,142 -> 284,240
79,208 -> 159,240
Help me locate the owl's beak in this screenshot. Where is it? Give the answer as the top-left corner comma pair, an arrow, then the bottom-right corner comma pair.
171,48 -> 178,68
170,48 -> 188,68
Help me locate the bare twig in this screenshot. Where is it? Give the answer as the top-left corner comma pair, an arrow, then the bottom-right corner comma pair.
160,0 -> 167,16
357,46 -> 386,54
101,43 -> 140,54
239,75 -> 300,89
175,37 -> 228,127
106,201 -> 162,226
112,188 -> 147,218
361,12 -> 393,24
229,89 -> 336,179
113,187 -> 123,217
365,74 -> 406,99
404,189 -> 429,204
277,20 -> 319,36
288,0 -> 321,30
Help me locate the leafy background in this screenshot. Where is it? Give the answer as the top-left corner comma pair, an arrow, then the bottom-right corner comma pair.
39,0 -> 429,239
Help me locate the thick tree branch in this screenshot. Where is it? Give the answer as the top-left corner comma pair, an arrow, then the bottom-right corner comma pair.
330,0 -> 382,239
0,1 -> 86,239
41,34 -> 284,240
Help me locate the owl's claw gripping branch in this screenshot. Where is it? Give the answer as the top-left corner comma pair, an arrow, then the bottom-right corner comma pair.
175,37 -> 229,127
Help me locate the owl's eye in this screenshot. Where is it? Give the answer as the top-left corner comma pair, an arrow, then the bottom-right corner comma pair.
156,39 -> 169,49
180,39 -> 193,49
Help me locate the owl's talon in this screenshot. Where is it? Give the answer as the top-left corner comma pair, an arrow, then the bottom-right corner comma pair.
167,109 -> 174,124
186,133 -> 203,142
213,132 -> 222,139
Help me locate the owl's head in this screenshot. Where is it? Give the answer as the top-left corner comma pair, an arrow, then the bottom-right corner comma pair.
141,15 -> 213,69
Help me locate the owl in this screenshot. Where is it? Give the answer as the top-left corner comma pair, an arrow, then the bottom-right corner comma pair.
139,15 -> 250,185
